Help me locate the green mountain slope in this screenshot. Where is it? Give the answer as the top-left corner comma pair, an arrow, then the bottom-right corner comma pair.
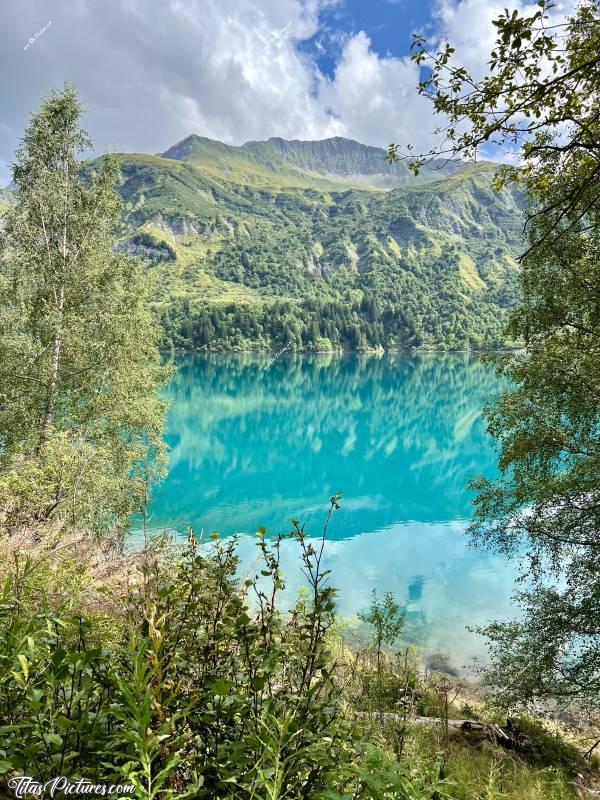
0,187 -> 17,214
3,136 -> 525,351
111,136 -> 524,351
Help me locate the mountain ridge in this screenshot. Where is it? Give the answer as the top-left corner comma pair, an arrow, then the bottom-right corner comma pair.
159,134 -> 466,191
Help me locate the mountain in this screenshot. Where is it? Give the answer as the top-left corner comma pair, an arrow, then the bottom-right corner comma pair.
159,135 -> 463,191
3,136 -> 526,351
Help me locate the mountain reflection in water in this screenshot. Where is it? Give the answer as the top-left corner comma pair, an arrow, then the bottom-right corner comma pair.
145,353 -> 516,667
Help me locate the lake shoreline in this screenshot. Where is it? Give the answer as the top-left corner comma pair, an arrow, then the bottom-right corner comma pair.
161,346 -> 521,356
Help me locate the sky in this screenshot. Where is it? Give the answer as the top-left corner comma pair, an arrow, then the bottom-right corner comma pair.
0,0 -> 572,185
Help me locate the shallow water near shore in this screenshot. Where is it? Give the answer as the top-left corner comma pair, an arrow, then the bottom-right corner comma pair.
141,352 -> 518,672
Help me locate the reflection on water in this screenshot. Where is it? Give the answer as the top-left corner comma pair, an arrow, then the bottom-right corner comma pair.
147,352 -> 516,668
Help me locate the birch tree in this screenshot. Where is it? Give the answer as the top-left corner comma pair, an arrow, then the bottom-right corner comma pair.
0,86 -> 168,535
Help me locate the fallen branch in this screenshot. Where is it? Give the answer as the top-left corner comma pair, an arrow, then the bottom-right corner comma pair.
355,711 -> 526,749
412,716 -> 513,744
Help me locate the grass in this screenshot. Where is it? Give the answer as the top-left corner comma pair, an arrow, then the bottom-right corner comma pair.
150,261 -> 266,307
458,252 -> 487,291
345,707 -> 582,799
443,741 -> 577,800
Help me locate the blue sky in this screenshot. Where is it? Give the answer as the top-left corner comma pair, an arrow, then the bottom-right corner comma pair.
0,0 -> 567,185
301,0 -> 435,77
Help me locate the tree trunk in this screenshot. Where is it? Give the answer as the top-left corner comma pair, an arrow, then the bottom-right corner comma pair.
39,282 -> 65,450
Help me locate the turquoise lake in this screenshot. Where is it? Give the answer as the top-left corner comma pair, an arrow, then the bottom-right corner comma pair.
146,353 -> 517,672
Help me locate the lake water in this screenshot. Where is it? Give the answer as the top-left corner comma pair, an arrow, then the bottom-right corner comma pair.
146,353 -> 517,672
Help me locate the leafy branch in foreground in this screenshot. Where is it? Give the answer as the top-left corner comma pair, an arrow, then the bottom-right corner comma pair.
389,1 -> 600,254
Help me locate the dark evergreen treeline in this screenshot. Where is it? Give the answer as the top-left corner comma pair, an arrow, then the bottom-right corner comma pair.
159,293 -> 512,352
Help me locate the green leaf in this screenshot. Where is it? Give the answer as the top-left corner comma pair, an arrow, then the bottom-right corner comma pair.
211,678 -> 232,696
17,654 -> 29,681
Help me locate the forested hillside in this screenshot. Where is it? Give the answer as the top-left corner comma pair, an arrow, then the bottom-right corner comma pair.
113,137 -> 524,350
4,135 -> 525,350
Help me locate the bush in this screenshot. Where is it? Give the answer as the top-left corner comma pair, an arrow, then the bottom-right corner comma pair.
0,498 -> 458,799
0,499 -> 590,799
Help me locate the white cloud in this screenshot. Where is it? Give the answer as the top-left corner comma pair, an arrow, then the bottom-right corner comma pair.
434,0 -> 575,79
0,0 -> 344,184
317,31 -> 441,151
0,0 -> 574,185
